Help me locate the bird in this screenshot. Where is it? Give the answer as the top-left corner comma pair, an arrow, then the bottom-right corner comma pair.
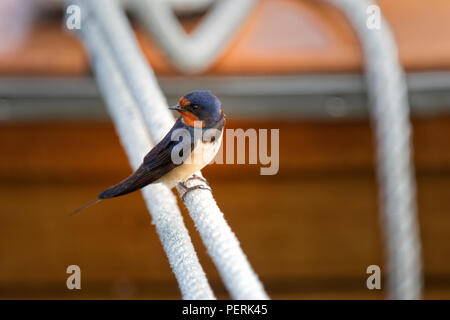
73,90 -> 225,214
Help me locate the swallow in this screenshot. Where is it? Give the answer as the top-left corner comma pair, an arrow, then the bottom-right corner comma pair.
73,90 -> 225,214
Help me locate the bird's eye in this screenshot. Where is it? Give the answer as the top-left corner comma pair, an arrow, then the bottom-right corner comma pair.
192,105 -> 199,109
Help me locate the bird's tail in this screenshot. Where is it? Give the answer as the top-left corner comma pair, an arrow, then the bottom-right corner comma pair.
71,165 -> 153,215
98,164 -> 153,200
71,198 -> 101,216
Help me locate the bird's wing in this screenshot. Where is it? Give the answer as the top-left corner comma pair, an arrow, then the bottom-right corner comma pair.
99,121 -> 193,199
142,126 -> 192,175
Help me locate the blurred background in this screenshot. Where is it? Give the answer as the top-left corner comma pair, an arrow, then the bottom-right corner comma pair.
1,0 -> 450,299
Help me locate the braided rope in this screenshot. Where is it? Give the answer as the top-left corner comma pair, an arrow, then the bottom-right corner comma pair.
72,3 -> 215,299
323,0 -> 423,299
73,0 -> 268,300
132,0 -> 256,74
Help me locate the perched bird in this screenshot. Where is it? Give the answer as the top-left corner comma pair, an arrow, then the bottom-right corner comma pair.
73,90 -> 225,214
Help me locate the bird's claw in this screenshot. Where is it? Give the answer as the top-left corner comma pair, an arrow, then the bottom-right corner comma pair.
179,178 -> 212,201
185,174 -> 210,186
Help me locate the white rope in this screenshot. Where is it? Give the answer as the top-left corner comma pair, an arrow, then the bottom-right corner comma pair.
72,3 -> 215,300
323,0 -> 423,299
76,0 -> 268,300
167,0 -> 216,13
131,0 -> 256,74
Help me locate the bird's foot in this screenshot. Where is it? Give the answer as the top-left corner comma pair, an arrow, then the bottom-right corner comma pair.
185,174 -> 210,186
179,178 -> 212,201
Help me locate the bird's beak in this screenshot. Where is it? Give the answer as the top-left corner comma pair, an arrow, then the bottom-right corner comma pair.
169,105 -> 183,112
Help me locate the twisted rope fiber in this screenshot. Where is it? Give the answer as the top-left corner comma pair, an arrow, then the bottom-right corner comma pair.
132,0 -> 256,74
72,4 -> 215,299
77,0 -> 268,299
323,0 -> 422,299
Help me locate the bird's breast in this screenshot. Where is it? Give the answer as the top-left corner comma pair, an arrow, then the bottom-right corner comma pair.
158,131 -> 223,188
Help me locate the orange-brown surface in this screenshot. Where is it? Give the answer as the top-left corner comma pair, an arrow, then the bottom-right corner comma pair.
1,0 -> 450,75
1,0 -> 449,300
0,117 -> 449,299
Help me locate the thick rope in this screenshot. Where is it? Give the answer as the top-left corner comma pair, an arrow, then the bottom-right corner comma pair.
132,0 -> 256,74
71,5 -> 215,300
75,0 -> 268,300
323,0 -> 423,299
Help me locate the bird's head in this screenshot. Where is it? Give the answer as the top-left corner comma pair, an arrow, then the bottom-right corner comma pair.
169,90 -> 223,127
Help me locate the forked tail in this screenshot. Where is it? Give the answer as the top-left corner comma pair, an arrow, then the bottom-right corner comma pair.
71,198 -> 101,216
